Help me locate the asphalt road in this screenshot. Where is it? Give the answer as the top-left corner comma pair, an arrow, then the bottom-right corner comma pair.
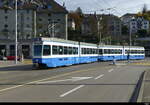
0,60 -> 149,102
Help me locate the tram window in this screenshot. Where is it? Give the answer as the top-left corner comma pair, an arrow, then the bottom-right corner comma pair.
99,49 -> 102,54
84,48 -> 87,54
88,48 -> 90,54
96,49 -> 98,54
104,49 -> 107,54
68,47 -> 72,54
139,50 -> 142,54
93,49 -> 95,54
52,45 -> 58,55
104,49 -> 106,54
94,49 -> 97,54
120,50 -> 122,54
58,46 -> 63,55
135,50 -> 137,54
82,48 -> 84,54
75,48 -> 78,54
64,46 -> 68,55
116,49 -> 119,54
91,49 -> 94,54
90,48 -> 92,54
113,49 -> 116,54
108,49 -> 111,54
111,49 -> 114,54
43,45 -> 51,56
73,47 -> 76,54
86,48 -> 88,54
81,48 -> 84,54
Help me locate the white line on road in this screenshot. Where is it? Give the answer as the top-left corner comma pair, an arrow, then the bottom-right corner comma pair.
37,77 -> 93,84
94,74 -> 104,80
108,69 -> 114,72
0,85 -> 24,93
60,85 -> 85,97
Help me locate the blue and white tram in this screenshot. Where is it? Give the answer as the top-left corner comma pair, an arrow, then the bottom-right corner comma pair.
33,38 -> 79,67
79,42 -> 98,63
98,45 -> 123,61
123,46 -> 145,60
32,37 -> 145,68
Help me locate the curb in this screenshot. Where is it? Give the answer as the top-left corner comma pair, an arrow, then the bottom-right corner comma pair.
130,71 -> 145,102
137,71 -> 147,102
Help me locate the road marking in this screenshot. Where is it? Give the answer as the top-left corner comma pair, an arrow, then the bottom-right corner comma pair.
94,74 -> 104,80
60,85 -> 85,97
37,77 -> 93,84
0,66 -> 104,93
108,69 -> 114,72
0,85 -> 24,93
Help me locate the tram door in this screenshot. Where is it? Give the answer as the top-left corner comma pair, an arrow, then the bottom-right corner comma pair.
22,45 -> 30,58
0,45 -> 6,57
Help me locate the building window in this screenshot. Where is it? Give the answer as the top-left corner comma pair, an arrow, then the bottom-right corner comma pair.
4,24 -> 8,28
27,10 -> 29,14
4,9 -> 8,14
4,16 -> 8,20
27,17 -> 30,20
39,18 -> 42,21
57,19 -> 61,21
26,24 -> 30,28
48,19 -> 51,22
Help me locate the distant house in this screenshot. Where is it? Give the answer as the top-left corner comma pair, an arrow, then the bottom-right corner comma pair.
121,13 -> 136,26
121,13 -> 149,34
130,17 -> 149,34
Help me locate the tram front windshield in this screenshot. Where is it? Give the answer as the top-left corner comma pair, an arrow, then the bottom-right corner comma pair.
34,45 -> 42,56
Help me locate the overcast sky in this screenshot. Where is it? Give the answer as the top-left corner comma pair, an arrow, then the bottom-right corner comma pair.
55,0 -> 150,17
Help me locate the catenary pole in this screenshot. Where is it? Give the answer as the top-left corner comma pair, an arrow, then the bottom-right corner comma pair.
15,0 -> 18,64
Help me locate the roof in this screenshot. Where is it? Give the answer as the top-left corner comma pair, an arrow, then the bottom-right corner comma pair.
37,0 -> 68,13
121,13 -> 136,18
0,0 -> 68,13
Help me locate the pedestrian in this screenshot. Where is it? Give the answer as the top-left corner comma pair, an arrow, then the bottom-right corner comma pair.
113,56 -> 116,65
127,52 -> 130,63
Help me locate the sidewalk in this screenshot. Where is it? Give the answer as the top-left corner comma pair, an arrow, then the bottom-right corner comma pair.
0,59 -> 32,68
138,70 -> 150,102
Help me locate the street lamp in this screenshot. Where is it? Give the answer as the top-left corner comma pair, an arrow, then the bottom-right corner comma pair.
15,0 -> 18,64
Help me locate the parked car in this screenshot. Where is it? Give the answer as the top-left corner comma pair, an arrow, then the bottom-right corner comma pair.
6,56 -> 20,60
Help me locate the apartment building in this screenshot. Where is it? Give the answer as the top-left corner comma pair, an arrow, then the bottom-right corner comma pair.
0,0 -> 68,58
